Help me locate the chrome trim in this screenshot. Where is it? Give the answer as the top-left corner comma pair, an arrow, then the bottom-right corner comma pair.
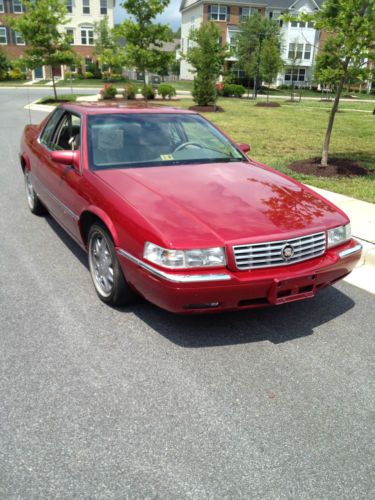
43,183 -> 79,220
233,231 -> 326,270
117,249 -> 231,283
339,243 -> 362,259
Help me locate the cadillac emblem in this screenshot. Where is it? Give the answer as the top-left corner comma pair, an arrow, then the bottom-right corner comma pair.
281,244 -> 295,261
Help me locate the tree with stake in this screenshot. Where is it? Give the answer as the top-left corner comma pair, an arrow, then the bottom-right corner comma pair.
186,22 -> 227,107
94,17 -> 124,77
10,0 -> 76,100
284,0 -> 375,167
117,0 -> 173,92
259,38 -> 283,103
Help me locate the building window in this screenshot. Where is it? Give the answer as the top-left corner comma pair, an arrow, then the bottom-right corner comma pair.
100,0 -> 107,15
66,0 -> 72,13
240,7 -> 251,20
81,27 -> 94,45
15,31 -> 24,44
209,5 -> 228,22
66,28 -> 74,44
12,0 -> 24,13
288,43 -> 303,60
0,26 -> 7,45
285,68 -> 306,82
304,43 -> 311,60
0,1 -> 4,14
228,31 -> 238,52
307,21 -> 314,28
82,0 -> 90,15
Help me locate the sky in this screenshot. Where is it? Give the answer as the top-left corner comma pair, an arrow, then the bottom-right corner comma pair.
115,1 -> 182,31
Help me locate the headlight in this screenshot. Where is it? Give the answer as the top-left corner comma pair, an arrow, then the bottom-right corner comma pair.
327,223 -> 351,248
143,242 -> 226,269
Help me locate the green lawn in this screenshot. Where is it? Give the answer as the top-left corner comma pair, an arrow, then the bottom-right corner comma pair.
160,97 -> 375,203
37,94 -> 85,106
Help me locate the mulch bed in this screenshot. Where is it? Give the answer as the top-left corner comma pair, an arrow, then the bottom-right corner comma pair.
255,102 -> 280,108
41,99 -> 71,104
188,105 -> 224,112
287,157 -> 370,178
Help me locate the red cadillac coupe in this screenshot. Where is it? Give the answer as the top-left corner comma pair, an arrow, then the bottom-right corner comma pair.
20,103 -> 362,313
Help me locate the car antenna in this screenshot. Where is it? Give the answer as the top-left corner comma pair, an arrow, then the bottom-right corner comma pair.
26,86 -> 32,125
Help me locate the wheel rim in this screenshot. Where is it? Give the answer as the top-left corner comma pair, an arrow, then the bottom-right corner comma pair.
89,234 -> 114,297
25,171 -> 35,209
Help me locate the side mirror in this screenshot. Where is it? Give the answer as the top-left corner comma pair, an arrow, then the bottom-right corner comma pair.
51,150 -> 80,170
237,143 -> 251,154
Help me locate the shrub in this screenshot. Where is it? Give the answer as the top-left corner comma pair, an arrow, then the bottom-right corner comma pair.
157,83 -> 176,100
8,68 -> 25,80
102,72 -> 125,82
277,84 -> 290,90
142,84 -> 155,100
100,83 -> 118,99
84,71 -> 95,79
123,83 -> 138,100
221,84 -> 245,97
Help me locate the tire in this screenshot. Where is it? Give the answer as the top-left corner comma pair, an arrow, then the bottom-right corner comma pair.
88,223 -> 135,307
24,169 -> 46,215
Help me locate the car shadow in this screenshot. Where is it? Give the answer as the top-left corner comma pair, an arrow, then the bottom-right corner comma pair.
44,214 -> 356,348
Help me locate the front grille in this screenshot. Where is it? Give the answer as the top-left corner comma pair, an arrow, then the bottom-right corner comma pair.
233,232 -> 326,270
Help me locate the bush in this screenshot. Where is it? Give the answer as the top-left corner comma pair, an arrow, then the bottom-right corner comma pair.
84,71 -> 95,79
221,84 -> 245,97
8,68 -> 25,80
102,71 -> 125,82
157,83 -> 176,99
123,83 -> 138,100
142,84 -> 155,100
277,84 -> 290,90
100,83 -> 118,100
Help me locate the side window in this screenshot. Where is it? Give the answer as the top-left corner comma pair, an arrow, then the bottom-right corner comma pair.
50,112 -> 81,151
39,109 -> 65,148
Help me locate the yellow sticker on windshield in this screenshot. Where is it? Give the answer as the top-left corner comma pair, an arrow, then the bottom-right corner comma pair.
160,154 -> 174,161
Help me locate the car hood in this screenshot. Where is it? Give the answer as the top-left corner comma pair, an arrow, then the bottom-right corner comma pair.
95,161 -> 348,247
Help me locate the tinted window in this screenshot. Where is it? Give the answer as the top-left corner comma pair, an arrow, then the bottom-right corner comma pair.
87,113 -> 244,170
39,109 -> 65,148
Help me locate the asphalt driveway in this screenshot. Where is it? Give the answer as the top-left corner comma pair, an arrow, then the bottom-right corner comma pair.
0,88 -> 374,499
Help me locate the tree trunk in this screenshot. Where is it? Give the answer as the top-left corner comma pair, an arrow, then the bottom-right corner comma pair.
51,67 -> 57,100
267,87 -> 269,103
321,73 -> 346,167
143,71 -> 147,102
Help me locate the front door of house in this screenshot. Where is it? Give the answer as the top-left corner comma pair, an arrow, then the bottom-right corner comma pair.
34,66 -> 43,79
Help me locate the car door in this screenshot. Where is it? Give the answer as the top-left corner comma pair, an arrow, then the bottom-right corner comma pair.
36,110 -> 86,243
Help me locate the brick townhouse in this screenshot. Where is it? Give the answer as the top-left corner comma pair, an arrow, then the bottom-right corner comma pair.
179,0 -> 324,86
0,0 -> 116,79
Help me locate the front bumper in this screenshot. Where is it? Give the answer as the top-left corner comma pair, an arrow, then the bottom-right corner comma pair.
117,239 -> 362,313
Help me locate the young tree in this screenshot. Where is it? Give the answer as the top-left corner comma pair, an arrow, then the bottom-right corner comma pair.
287,40 -> 303,102
0,48 -> 9,80
117,0 -> 173,90
94,17 -> 123,77
259,38 -> 283,102
236,12 -> 281,97
153,51 -> 174,81
286,0 -> 375,167
10,0 -> 76,99
186,22 -> 227,107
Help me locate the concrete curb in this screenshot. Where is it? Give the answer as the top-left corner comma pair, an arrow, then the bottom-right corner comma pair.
24,99 -> 54,112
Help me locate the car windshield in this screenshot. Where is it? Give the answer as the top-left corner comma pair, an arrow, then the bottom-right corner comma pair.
87,113 -> 245,170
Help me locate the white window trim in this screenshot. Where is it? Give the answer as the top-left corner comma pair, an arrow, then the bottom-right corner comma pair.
0,0 -> 4,14
66,0 -> 73,14
15,31 -> 25,45
210,5 -> 228,22
100,0 -> 108,15
66,28 -> 75,45
80,26 -> 94,46
12,0 -> 24,14
82,0 -> 90,15
0,26 -> 7,45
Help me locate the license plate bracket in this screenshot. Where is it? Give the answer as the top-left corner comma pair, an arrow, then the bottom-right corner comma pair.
267,275 -> 317,305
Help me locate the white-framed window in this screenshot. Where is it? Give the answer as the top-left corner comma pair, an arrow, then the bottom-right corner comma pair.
209,5 -> 228,22
0,26 -> 7,44
81,26 -> 94,45
288,43 -> 303,60
66,0 -> 73,13
12,0 -> 24,13
291,20 -> 314,29
84,57 -> 92,72
66,28 -> 74,44
15,31 -> 24,45
100,0 -> 107,15
82,0 -> 90,15
0,1 -> 5,14
240,7 -> 251,20
304,43 -> 311,60
285,68 -> 306,82
190,15 -> 195,30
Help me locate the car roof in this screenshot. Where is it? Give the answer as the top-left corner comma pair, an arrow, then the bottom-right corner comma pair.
60,102 -> 198,116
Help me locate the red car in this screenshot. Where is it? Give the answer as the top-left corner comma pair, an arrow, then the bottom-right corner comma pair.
20,103 -> 362,313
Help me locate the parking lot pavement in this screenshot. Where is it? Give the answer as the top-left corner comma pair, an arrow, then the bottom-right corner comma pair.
0,88 -> 374,499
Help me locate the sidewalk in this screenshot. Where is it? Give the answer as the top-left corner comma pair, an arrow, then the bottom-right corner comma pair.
307,185 -> 375,294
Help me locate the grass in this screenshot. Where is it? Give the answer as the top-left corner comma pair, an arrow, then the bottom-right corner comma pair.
37,94 -> 86,106
158,97 -> 375,203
